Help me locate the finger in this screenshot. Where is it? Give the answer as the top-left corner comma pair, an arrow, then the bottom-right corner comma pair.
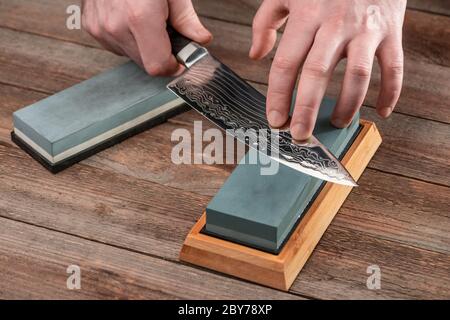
266,19 -> 318,129
105,27 -> 143,67
291,28 -> 346,140
375,36 -> 404,118
127,0 -> 179,76
82,1 -> 124,56
113,33 -> 143,67
168,0 -> 212,44
250,0 -> 289,60
101,2 -> 144,66
331,35 -> 380,127
97,34 -> 127,57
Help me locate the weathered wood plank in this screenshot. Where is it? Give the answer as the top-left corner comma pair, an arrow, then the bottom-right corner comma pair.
0,143 -> 208,262
2,82 -> 449,191
0,83 -> 46,131
291,224 -> 450,299
0,0 -> 449,299
0,28 -> 125,93
0,0 -> 449,123
1,22 -> 449,187
197,2 -> 447,73
197,0 -> 450,20
362,108 -> 450,187
0,0 -> 98,47
408,0 -> 450,16
1,55 -> 450,188
0,143 -> 449,299
0,82 -> 236,196
337,169 -> 450,255
0,217 -> 298,299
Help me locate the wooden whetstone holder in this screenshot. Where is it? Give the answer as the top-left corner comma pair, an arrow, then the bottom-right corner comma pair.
180,120 -> 382,291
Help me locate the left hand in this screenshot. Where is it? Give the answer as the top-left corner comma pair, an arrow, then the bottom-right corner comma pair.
250,0 -> 407,140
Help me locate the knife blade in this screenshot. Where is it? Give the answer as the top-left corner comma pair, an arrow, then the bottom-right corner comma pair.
166,28 -> 357,187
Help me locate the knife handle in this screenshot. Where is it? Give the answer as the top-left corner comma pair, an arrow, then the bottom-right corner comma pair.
167,25 -> 192,56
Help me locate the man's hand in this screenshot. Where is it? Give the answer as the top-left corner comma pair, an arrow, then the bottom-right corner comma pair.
250,0 -> 406,140
82,0 -> 212,76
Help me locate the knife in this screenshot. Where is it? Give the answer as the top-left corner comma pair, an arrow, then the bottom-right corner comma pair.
166,27 -> 357,187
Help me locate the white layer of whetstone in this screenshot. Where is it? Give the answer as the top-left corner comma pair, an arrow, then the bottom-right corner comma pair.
14,97 -> 184,164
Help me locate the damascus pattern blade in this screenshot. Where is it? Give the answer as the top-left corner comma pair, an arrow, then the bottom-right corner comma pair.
167,54 -> 357,186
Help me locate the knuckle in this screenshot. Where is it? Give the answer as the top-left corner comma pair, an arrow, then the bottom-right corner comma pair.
103,20 -> 122,37
303,60 -> 331,77
348,63 -> 372,78
327,17 -> 346,32
172,9 -> 197,28
387,60 -> 404,76
127,3 -> 146,25
272,56 -> 298,71
144,63 -> 163,76
144,60 -> 175,76
88,25 -> 101,38
252,12 -> 267,33
268,86 -> 289,97
296,104 -> 317,114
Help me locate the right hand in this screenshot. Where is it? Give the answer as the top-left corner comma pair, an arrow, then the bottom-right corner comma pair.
82,0 -> 212,76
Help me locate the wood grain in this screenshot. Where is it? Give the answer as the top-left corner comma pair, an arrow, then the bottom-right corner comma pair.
3,75 -> 448,190
0,0 -> 448,300
180,120 -> 383,291
0,83 -> 449,256
0,217 -> 298,299
0,83 -> 46,131
337,169 -> 450,255
291,224 -> 450,299
1,141 -> 449,298
0,0 -> 449,123
0,28 -> 125,93
0,143 -> 208,262
408,0 -> 450,16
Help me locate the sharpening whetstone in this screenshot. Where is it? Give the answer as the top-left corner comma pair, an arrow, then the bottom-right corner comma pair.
11,62 -> 188,173
205,98 -> 360,253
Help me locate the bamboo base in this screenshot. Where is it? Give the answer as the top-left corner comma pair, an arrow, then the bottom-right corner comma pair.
180,120 -> 382,291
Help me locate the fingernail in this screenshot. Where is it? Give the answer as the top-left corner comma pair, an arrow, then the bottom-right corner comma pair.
331,118 -> 348,128
291,123 -> 308,141
378,107 -> 392,118
249,44 -> 256,58
196,28 -> 212,42
173,64 -> 186,76
268,110 -> 285,127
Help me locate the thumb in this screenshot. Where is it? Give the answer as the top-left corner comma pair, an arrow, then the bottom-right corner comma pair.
250,0 -> 288,60
168,0 -> 212,44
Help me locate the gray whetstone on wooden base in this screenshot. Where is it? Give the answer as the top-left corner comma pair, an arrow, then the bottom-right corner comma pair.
205,98 -> 360,253
12,62 -> 186,172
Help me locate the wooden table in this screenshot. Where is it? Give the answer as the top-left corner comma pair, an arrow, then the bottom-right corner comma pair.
0,0 -> 449,299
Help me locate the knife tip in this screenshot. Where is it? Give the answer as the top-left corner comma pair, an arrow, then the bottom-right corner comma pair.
342,178 -> 358,187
